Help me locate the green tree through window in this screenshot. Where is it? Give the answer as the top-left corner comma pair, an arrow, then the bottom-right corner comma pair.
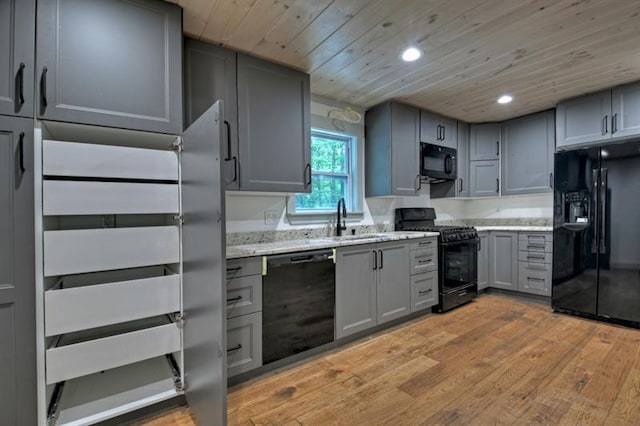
296,130 -> 355,211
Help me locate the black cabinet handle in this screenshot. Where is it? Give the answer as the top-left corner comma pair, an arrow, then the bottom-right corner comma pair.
496,141 -> 500,156
304,163 -> 312,187
418,289 -> 432,295
378,250 -> 383,269
18,132 -> 25,174
372,250 -> 377,270
226,266 -> 242,273
227,344 -> 242,352
602,115 -> 608,135
612,113 -> 618,134
40,66 -> 48,111
226,296 -> 242,304
549,172 -> 553,188
442,125 -> 446,141
436,125 -> 441,140
459,178 -> 463,193
415,174 -> 422,192
17,63 -> 25,108
496,178 -> 500,193
223,121 -> 238,184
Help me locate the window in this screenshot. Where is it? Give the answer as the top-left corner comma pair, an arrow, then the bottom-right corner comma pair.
290,129 -> 359,216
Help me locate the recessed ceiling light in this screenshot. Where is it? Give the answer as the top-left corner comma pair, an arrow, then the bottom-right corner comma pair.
401,47 -> 422,62
497,95 -> 513,104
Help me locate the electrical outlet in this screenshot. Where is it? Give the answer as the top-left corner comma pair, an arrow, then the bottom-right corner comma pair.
264,210 -> 280,225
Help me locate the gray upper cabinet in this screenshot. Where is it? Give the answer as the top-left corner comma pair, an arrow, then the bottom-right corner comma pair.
0,0 -> 35,118
0,116 -> 36,425
336,244 -> 378,339
365,102 -> 420,197
457,121 -> 470,197
420,109 -> 457,149
501,110 -> 555,196
612,82 -> 640,139
489,232 -> 518,291
237,54 -> 311,193
556,90 -> 611,149
376,242 -> 411,324
477,232 -> 489,290
470,123 -> 500,161
184,39 -> 239,189
470,160 -> 500,197
36,0 -> 183,134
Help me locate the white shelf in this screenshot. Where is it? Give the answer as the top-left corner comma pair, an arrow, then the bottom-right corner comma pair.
51,357 -> 180,426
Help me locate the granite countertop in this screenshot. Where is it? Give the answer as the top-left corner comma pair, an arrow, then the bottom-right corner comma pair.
474,226 -> 553,232
226,231 -> 439,259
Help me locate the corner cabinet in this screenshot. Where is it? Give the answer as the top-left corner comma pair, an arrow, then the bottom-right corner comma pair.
36,0 -> 183,134
0,116 -> 36,426
237,54 -> 311,193
501,110 -> 555,196
470,123 -> 500,161
365,102 -> 420,197
0,0 -> 35,118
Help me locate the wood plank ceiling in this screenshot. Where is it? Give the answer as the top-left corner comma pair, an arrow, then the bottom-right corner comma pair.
169,0 -> 640,123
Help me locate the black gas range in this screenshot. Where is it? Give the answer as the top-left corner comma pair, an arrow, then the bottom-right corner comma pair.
395,208 -> 479,312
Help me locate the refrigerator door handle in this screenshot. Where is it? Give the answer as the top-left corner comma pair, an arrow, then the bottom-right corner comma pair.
591,168 -> 600,254
600,168 -> 607,254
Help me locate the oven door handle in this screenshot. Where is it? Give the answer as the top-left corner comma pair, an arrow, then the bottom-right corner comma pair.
440,239 -> 480,247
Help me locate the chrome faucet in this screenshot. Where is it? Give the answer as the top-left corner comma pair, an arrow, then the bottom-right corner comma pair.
336,198 -> 347,236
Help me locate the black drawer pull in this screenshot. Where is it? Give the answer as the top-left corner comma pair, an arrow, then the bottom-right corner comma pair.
418,289 -> 432,295
227,344 -> 242,352
17,62 -> 25,108
417,259 -> 433,264
527,277 -> 545,282
226,266 -> 242,272
226,296 -> 242,304
40,66 -> 48,111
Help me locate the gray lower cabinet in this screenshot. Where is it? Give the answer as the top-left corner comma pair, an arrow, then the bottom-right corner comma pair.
237,54 -> 311,193
376,241 -> 411,324
556,90 -> 611,149
0,0 -> 35,118
470,160 -> 500,197
365,102 -> 420,197
36,0 -> 183,134
335,244 -> 378,339
0,116 -> 36,425
470,123 -> 500,161
184,39 -> 239,190
517,233 -> 553,296
612,82 -> 640,139
501,110 -> 555,196
489,232 -> 518,290
226,312 -> 262,378
477,232 -> 489,290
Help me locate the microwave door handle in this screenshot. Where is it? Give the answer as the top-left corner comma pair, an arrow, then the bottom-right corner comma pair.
444,155 -> 453,174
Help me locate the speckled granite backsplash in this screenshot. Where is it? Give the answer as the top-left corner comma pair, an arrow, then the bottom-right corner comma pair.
227,223 -> 395,246
436,217 -> 552,227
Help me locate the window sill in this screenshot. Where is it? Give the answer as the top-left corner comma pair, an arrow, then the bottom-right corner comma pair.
286,211 -> 365,225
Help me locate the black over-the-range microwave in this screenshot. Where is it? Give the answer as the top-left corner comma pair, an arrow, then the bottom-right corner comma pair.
420,142 -> 457,181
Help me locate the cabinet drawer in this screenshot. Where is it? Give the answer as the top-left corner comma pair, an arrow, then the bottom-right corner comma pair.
45,273 -> 180,336
227,312 -> 262,377
46,321 -> 181,384
518,264 -> 552,296
411,271 -> 438,312
43,140 -> 179,181
227,275 -> 262,318
410,238 -> 437,251
518,251 -> 552,265
44,226 -> 180,277
43,180 -> 179,216
227,257 -> 262,279
518,240 -> 553,254
410,248 -> 437,274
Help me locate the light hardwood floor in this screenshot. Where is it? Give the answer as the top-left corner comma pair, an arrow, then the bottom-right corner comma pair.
140,294 -> 640,425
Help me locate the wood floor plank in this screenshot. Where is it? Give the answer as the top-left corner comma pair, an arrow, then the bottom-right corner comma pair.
140,295 -> 640,426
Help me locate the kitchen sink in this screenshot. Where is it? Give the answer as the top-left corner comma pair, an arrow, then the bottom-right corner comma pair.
322,233 -> 391,241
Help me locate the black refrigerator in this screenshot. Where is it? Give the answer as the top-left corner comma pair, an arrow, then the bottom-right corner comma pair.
553,138 -> 640,326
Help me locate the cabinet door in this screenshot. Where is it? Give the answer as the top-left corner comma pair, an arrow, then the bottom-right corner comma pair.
556,90 -> 611,149
470,123 -> 500,161
419,109 -> 439,144
391,103 -> 420,196
457,121 -> 470,197
0,0 -> 35,118
477,232 -> 489,290
376,242 -> 411,324
470,160 -> 500,197
440,116 -> 458,150
184,39 -> 239,189
36,0 -> 183,134
489,232 -> 518,290
237,54 -> 311,193
612,82 -> 640,139
336,245 -> 377,339
501,111 -> 554,196
0,117 -> 36,426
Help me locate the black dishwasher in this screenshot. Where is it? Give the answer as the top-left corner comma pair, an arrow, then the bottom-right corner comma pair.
262,249 -> 335,365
